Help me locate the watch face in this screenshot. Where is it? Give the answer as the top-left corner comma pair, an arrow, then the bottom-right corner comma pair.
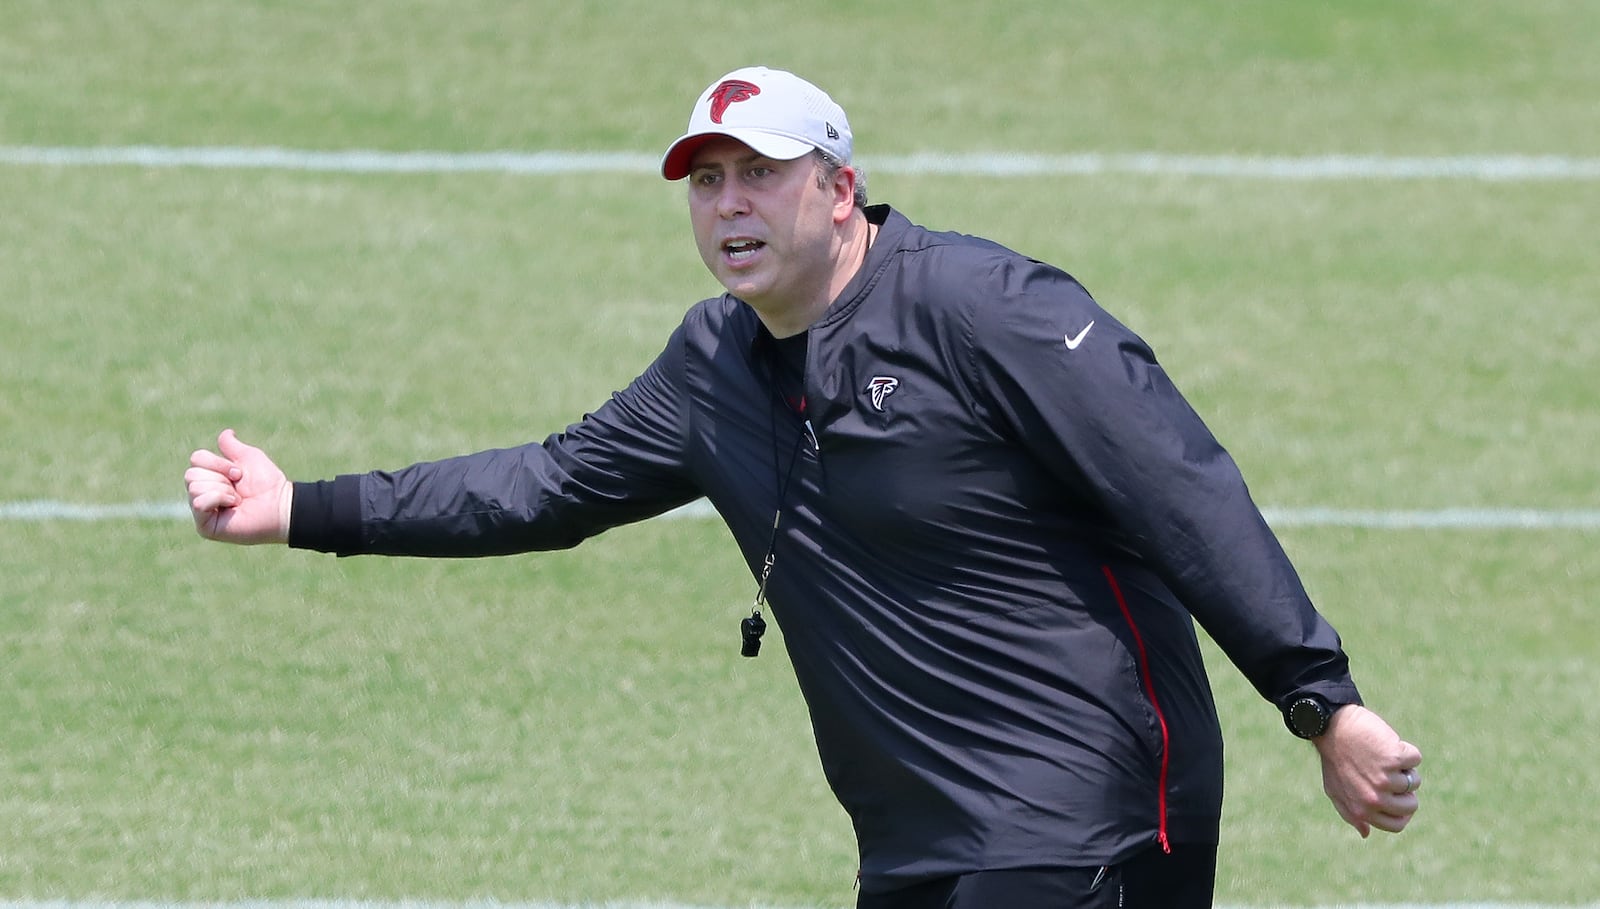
1290,698 -> 1329,737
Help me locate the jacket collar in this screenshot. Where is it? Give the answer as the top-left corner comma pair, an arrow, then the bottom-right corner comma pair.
742,203 -> 905,359
810,203 -> 903,331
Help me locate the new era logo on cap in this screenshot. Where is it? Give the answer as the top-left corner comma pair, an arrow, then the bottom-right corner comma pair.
661,66 -> 853,180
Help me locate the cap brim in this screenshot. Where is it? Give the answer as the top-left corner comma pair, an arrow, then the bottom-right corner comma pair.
660,129 -> 818,180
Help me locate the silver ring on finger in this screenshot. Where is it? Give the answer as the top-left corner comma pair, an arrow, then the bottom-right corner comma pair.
1401,767 -> 1419,793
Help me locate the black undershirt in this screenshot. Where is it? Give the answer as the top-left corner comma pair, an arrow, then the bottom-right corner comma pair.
771,331 -> 808,415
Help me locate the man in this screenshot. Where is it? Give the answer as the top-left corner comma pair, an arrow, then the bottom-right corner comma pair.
186,66 -> 1422,907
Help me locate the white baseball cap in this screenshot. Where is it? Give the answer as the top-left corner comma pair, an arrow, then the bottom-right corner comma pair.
660,66 -> 853,181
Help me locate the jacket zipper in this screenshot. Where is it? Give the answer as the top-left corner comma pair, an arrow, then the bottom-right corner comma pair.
1101,564 -> 1172,854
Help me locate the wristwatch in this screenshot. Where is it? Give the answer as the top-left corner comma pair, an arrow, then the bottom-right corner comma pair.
1283,694 -> 1338,739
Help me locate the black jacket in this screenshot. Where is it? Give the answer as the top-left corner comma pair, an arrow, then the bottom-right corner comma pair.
290,205 -> 1360,890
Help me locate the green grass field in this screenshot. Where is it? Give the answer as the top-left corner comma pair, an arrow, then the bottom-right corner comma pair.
3,1 -> 1598,904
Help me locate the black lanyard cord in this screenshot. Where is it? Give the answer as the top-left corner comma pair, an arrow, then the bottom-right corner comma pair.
742,376 -> 812,658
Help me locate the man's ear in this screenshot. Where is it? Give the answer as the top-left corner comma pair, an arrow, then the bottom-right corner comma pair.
832,166 -> 859,223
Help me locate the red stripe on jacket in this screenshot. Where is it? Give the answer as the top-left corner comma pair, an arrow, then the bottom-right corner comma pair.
1102,564 -> 1173,854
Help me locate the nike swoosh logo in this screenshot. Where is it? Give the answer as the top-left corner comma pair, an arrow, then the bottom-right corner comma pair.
1065,321 -> 1095,350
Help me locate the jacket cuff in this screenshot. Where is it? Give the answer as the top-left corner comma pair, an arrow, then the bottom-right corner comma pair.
286,476 -> 364,554
1279,681 -> 1364,711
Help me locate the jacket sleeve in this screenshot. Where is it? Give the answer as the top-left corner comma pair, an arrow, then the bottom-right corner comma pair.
289,324 -> 700,557
967,260 -> 1361,709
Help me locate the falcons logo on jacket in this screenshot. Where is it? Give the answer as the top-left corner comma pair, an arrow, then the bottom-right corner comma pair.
866,376 -> 900,412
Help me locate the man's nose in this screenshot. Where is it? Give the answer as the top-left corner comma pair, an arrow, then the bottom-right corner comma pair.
715,180 -> 749,218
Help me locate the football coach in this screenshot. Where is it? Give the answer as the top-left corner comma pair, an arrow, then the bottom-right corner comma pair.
188,65 -> 1423,908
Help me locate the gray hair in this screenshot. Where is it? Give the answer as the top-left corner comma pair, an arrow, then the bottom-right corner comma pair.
814,149 -> 869,210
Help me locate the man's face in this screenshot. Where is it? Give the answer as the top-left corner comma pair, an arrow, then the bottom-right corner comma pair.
685,137 -> 851,318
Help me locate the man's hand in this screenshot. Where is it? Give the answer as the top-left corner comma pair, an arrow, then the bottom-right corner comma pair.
185,429 -> 292,544
1313,704 -> 1423,837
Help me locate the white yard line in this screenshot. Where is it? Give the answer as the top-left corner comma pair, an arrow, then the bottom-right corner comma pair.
3,896 -> 1600,902
3,145 -> 1599,180
3,499 -> 1599,530
1256,507 -> 1600,530
0,501 -> 192,521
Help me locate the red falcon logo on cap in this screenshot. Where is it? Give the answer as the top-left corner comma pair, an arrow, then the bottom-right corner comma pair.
709,79 -> 761,124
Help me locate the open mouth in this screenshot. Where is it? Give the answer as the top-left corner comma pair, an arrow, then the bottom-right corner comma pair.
724,238 -> 766,262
